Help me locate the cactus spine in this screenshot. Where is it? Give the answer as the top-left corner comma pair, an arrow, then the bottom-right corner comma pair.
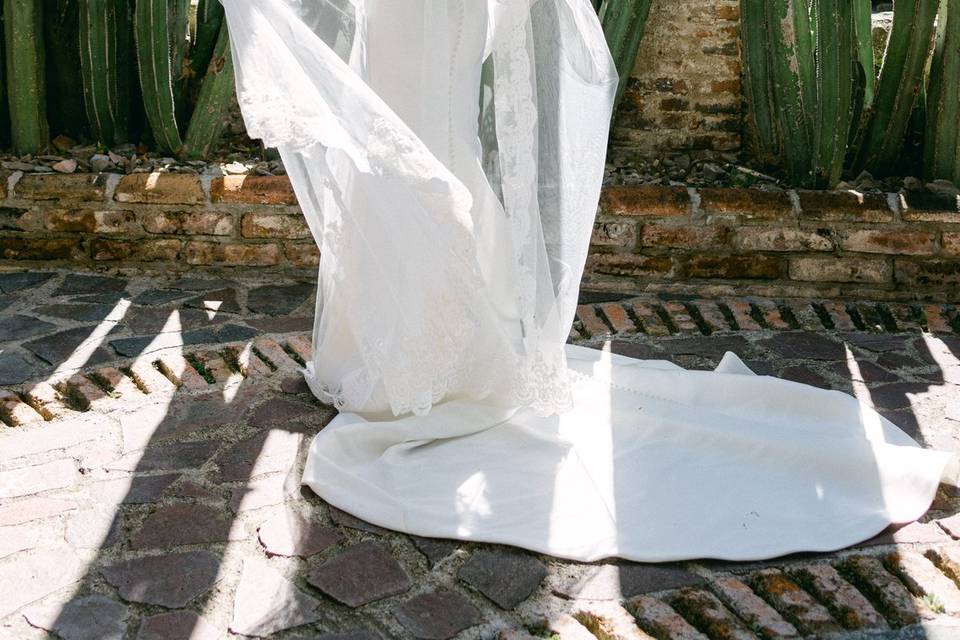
853,0 -> 939,176
598,0 -> 652,109
79,0 -> 130,145
925,0 -> 960,182
4,0 -> 48,154
134,0 -> 182,154
182,26 -> 234,159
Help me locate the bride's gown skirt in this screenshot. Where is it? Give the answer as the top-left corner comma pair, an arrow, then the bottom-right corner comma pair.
222,0 -> 957,561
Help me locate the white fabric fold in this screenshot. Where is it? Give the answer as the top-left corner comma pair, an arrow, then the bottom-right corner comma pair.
223,0 -> 956,562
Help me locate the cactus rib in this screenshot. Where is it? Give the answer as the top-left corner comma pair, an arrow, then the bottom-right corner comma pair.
79,0 -> 129,145
4,0 -> 48,154
853,0 -> 939,175
134,0 -> 182,154
598,0 -> 653,109
182,25 -> 234,159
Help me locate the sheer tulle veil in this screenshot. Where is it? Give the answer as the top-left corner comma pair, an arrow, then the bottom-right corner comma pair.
221,0 -> 619,418
220,0 -> 958,563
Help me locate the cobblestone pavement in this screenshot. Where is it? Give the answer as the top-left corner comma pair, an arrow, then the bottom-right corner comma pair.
0,269 -> 959,640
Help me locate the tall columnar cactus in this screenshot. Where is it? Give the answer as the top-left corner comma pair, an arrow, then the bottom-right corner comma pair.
134,0 -> 183,154
925,0 -> 960,183
741,0 -> 781,166
741,0 -> 874,187
4,0 -> 48,154
182,26 -> 234,159
79,0 -> 130,145
853,0 -> 940,176
44,0 -> 86,138
190,0 -> 225,85
813,0 -> 859,187
597,0 -> 652,109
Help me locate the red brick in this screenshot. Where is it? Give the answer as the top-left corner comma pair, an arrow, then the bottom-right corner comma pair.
600,186 -> 691,217
792,564 -> 887,630
684,254 -> 784,279
790,256 -> 891,283
668,589 -> 756,640
625,595 -> 709,640
592,220 -> 638,248
142,210 -> 234,236
93,367 -> 143,398
662,301 -> 699,333
21,382 -> 73,421
252,337 -> 302,372
691,300 -> 731,332
0,390 -> 45,426
574,602 -> 656,640
577,305 -> 611,337
631,301 -> 671,336
183,241 -> 280,266
944,232 -> 960,256
641,224 -> 728,249
92,210 -> 140,234
0,238 -> 81,260
733,227 -> 832,252
798,191 -> 893,222
699,188 -> 793,219
115,172 -> 204,205
210,175 -> 297,205
842,555 -> 919,627
127,359 -> 177,395
894,259 -> 960,287
91,238 -> 181,262
285,335 -> 313,363
749,570 -> 842,636
726,300 -> 762,331
599,302 -> 636,333
155,353 -> 208,390
15,173 -> 107,202
586,253 -> 675,278
284,242 -> 321,268
841,230 -> 937,255
42,209 -> 95,233
885,550 -> 960,614
754,299 -> 791,330
241,213 -> 311,239
710,575 -> 799,639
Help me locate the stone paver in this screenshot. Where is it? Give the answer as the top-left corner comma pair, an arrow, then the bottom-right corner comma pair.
0,269 -> 957,639
307,541 -> 412,607
101,551 -> 220,608
24,594 -> 129,640
230,559 -> 321,637
393,591 -> 483,640
258,510 -> 341,557
458,549 -> 547,609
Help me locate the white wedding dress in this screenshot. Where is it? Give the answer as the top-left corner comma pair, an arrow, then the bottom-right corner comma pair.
221,0 -> 957,561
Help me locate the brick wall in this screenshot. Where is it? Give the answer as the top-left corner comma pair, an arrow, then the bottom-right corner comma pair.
608,0 -> 743,165
0,172 -> 318,274
588,187 -> 960,302
1,171 -> 958,302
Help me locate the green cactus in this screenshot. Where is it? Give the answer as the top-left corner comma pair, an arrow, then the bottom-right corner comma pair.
812,0 -> 860,187
0,7 -> 10,149
760,0 -> 816,185
134,0 -> 182,154
190,0 -> 225,85
79,0 -> 131,145
182,26 -> 234,160
597,0 -> 653,109
4,0 -> 48,154
853,0 -> 940,176
925,0 -> 960,182
44,0 -> 86,138
741,0 -> 781,166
